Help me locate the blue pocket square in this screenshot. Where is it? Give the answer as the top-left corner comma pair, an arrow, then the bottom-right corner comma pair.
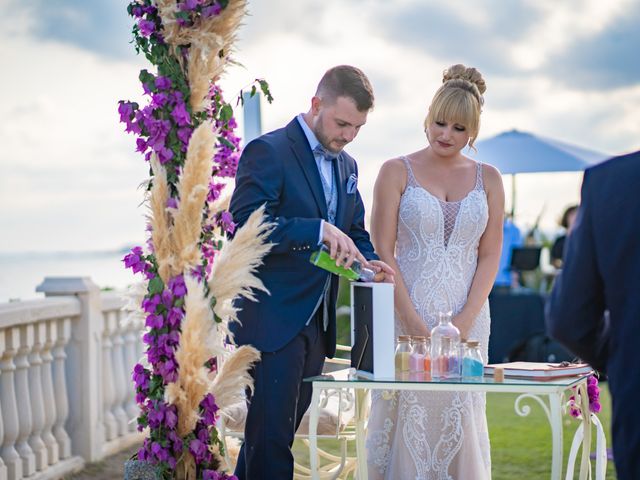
346,174 -> 358,194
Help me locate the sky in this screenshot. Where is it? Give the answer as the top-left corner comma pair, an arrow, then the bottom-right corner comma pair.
1,0 -> 639,253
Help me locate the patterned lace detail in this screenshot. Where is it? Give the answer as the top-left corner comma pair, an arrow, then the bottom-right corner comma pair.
366,156 -> 492,480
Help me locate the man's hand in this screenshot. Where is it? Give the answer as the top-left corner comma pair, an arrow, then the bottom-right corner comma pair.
367,260 -> 395,284
322,222 -> 366,269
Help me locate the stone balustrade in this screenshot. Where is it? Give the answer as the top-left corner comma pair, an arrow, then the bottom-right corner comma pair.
0,278 -> 145,480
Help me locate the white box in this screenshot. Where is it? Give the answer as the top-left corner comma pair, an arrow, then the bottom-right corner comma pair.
350,282 -> 395,379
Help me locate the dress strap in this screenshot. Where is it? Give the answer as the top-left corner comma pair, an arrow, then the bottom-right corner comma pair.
474,161 -> 484,191
401,156 -> 419,188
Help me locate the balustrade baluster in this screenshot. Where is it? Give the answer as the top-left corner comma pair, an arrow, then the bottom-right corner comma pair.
0,397 -> 6,480
52,318 -> 71,459
102,315 -> 118,441
109,312 -> 129,436
124,322 -> 140,430
40,320 -> 59,465
0,328 -> 22,480
27,322 -> 48,470
14,325 -> 36,475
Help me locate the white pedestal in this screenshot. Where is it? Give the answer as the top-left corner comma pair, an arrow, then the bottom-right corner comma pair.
350,282 -> 395,379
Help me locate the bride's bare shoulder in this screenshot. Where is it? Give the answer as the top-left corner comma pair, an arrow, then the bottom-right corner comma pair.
377,157 -> 409,186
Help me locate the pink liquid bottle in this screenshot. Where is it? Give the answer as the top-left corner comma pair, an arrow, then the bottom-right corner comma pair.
409,336 -> 428,372
430,311 -> 461,380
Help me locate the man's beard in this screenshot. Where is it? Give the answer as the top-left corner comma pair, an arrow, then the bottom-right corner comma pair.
313,116 -> 343,154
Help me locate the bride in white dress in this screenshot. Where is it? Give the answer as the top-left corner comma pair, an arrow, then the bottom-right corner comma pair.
366,64 -> 505,479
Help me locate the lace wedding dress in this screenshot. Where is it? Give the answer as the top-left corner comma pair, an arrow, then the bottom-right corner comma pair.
366,156 -> 492,480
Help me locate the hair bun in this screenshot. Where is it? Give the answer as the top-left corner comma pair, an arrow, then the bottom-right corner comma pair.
443,64 -> 487,95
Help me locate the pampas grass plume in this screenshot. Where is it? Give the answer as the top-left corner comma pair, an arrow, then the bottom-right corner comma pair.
173,121 -> 216,273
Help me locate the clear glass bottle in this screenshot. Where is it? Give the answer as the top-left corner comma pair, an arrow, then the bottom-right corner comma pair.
394,335 -> 411,372
309,245 -> 376,281
462,340 -> 484,378
409,336 -> 428,372
430,311 -> 461,379
432,335 -> 450,379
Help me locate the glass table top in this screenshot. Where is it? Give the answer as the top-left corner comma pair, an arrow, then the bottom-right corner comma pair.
305,368 -> 590,388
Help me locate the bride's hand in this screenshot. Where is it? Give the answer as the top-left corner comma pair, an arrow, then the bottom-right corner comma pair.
405,310 -> 430,338
452,314 -> 472,341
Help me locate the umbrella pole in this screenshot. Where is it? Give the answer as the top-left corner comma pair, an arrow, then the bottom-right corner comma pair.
511,174 -> 516,218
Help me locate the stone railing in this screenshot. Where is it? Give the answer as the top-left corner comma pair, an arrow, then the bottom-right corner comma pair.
0,278 -> 144,480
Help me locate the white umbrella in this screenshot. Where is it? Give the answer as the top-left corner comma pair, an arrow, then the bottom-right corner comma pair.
472,130 -> 608,216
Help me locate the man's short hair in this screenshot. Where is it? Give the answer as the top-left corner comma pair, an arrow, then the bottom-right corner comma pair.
316,65 -> 374,112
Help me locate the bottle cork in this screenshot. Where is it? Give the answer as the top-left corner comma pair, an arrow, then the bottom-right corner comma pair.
494,366 -> 504,382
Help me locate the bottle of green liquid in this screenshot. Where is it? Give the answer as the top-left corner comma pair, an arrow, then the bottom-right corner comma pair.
309,245 -> 376,282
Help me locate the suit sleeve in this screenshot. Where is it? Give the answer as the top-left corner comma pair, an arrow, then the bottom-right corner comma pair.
546,169 -> 608,371
348,162 -> 379,261
229,138 -> 321,254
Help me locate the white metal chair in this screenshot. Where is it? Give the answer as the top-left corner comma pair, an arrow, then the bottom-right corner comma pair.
218,344 -> 358,479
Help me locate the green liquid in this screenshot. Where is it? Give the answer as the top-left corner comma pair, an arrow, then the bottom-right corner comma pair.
309,248 -> 361,281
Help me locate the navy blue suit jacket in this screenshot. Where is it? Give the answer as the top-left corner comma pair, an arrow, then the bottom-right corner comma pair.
546,151 -> 640,479
229,118 -> 378,357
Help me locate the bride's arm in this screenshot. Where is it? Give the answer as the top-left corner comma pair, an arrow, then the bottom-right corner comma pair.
371,158 -> 431,338
453,163 -> 505,339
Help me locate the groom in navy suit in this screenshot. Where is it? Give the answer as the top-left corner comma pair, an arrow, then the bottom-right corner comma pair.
546,150 -> 640,480
229,65 -> 394,479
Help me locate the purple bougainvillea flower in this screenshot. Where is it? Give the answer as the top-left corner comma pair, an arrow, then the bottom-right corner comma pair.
216,210 -> 236,235
167,197 -> 178,209
161,289 -> 174,307
155,75 -> 172,91
159,359 -> 179,382
135,392 -> 147,405
171,102 -> 191,127
201,5 -> 222,18
166,307 -> 184,328
188,438 -> 207,463
177,126 -> 193,146
136,137 -> 148,153
118,101 -> 134,123
168,275 -> 187,297
200,393 -> 219,426
138,19 -> 156,37
151,441 -> 170,462
142,294 -> 161,314
165,407 -> 178,429
202,470 -> 218,480
145,313 -> 165,329
184,0 -> 198,10
132,364 -> 150,390
167,430 -> 183,454
131,6 -> 144,18
147,407 -> 165,428
151,92 -> 168,109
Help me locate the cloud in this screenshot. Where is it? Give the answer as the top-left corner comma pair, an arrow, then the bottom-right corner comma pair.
1,0 -> 639,252
371,0 -> 543,75
0,22 -> 148,252
544,2 -> 640,89
16,0 -> 137,59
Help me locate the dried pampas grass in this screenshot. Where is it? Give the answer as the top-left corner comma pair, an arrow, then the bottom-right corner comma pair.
149,156 -> 176,283
173,121 -> 216,273
154,1 -> 247,111
166,273 -> 216,437
209,345 -> 260,412
208,206 -> 275,338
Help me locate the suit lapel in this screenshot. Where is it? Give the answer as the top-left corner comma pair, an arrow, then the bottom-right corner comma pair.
334,153 -> 347,231
286,120 -> 328,219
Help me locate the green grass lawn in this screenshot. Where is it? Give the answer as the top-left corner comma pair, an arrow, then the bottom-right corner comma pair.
293,382 -> 616,479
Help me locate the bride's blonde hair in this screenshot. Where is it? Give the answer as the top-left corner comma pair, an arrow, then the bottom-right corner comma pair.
424,64 -> 486,149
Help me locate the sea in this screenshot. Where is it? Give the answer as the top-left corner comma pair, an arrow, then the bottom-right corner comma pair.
0,250 -> 137,303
